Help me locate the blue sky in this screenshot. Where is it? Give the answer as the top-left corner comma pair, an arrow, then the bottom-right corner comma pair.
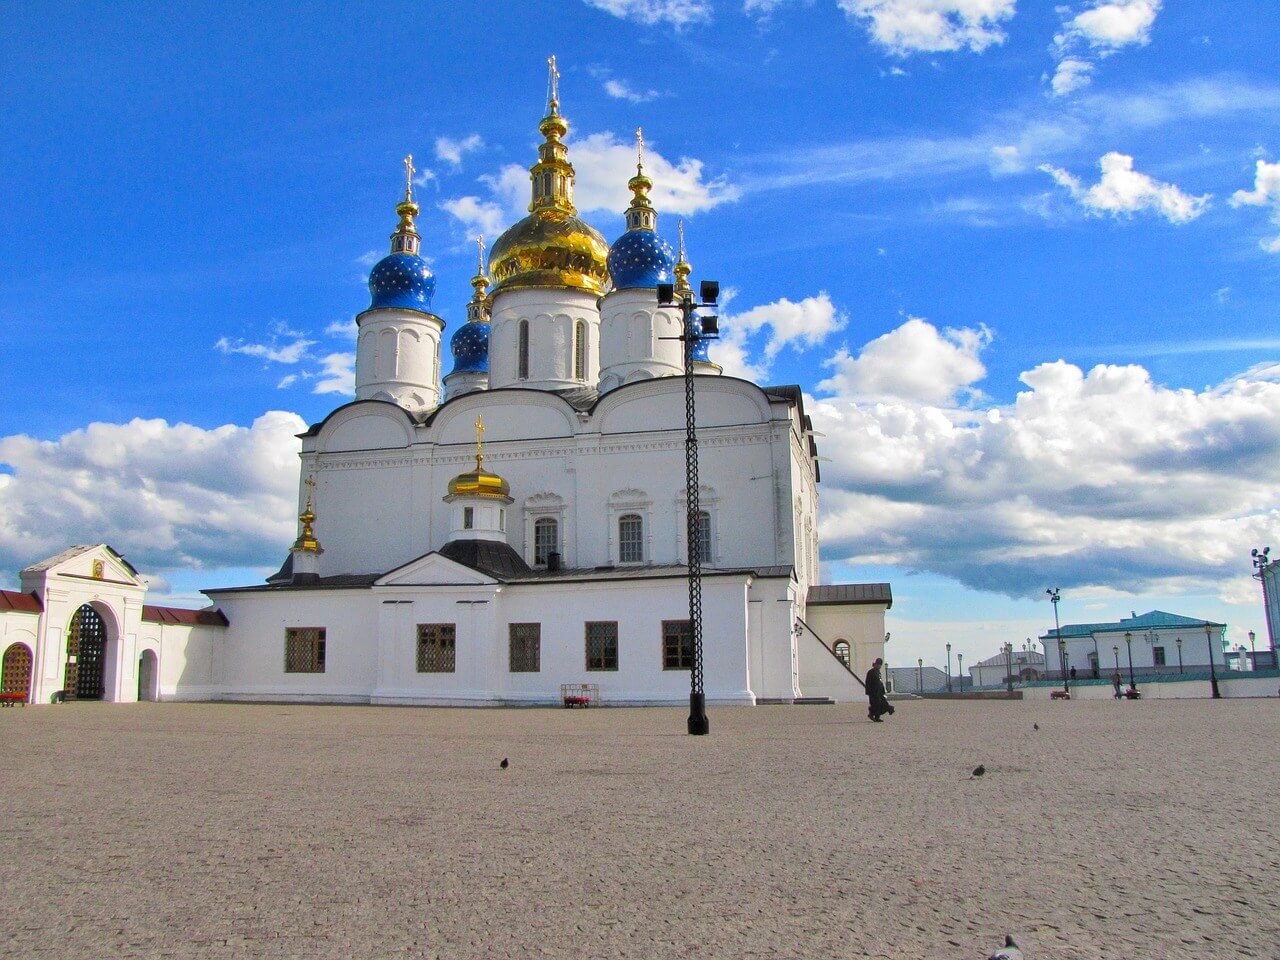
3,0 -> 1280,668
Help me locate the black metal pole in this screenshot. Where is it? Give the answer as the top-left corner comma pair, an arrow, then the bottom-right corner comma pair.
1253,548 -> 1276,655
1125,631 -> 1137,693
1176,639 -> 1183,674
682,296 -> 709,736
1048,589 -> 1068,694
1005,644 -> 1014,694
1206,625 -> 1221,699
917,658 -> 922,694
945,643 -> 952,693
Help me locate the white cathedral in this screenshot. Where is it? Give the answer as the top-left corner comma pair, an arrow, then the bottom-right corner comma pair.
0,70 -> 890,708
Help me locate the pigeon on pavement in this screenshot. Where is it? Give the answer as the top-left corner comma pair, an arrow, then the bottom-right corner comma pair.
988,934 -> 1024,959
972,764 -> 986,778
500,758 -> 509,769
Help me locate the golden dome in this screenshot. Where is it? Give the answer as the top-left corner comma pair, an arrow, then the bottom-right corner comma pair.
489,58 -> 609,296
446,467 -> 511,500
446,415 -> 512,501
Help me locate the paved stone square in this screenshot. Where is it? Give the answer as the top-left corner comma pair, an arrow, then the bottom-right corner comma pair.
1,699 -> 1276,959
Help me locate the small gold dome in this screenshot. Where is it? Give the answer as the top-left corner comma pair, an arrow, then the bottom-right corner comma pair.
447,467 -> 511,500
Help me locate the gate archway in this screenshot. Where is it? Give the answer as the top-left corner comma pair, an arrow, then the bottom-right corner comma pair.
1,643 -> 33,701
137,650 -> 158,701
64,604 -> 110,700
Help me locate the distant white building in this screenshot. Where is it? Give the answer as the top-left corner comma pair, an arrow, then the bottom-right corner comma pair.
1039,610 -> 1227,679
968,648 -> 1046,688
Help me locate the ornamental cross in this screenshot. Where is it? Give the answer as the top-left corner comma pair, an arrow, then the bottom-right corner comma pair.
403,154 -> 415,200
475,415 -> 485,466
677,218 -> 686,258
476,234 -> 486,274
547,54 -> 559,106
636,127 -> 645,168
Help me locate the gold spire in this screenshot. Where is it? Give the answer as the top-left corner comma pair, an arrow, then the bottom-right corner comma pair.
446,415 -> 512,500
531,54 -> 574,215
625,126 -> 657,232
291,475 -> 323,554
674,219 -> 692,297
391,154 -> 422,256
486,57 -> 609,295
467,235 -> 491,322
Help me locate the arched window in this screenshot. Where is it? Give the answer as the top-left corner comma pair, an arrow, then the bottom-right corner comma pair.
696,510 -> 712,564
574,320 -> 587,380
833,640 -> 851,669
534,517 -> 559,566
518,319 -> 530,380
618,514 -> 644,563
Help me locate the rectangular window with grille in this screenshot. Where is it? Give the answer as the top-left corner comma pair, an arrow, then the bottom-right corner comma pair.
509,623 -> 541,672
662,619 -> 693,670
417,623 -> 457,673
618,514 -> 643,563
1153,646 -> 1166,666
586,621 -> 619,671
534,517 -> 558,566
285,627 -> 326,673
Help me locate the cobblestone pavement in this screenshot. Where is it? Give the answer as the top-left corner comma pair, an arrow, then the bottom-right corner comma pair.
1,699 -> 1276,959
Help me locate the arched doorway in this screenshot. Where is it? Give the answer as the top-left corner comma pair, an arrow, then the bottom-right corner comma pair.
1,643 -> 33,701
137,650 -> 158,702
64,604 -> 110,700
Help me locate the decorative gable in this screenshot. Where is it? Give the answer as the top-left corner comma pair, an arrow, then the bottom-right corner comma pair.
375,552 -> 499,588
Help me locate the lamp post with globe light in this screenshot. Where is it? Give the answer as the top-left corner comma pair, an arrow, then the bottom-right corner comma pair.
1005,642 -> 1015,694
1249,630 -> 1257,671
917,657 -> 923,694
1124,631 -> 1138,694
946,642 -> 952,693
1176,636 -> 1184,674
1252,547 -> 1276,656
957,653 -> 963,692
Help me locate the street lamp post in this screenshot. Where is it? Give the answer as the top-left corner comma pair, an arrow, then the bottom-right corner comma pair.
1005,642 -> 1015,694
1249,630 -> 1257,671
657,273 -> 720,736
1124,630 -> 1137,694
1205,623 -> 1221,699
946,642 -> 953,693
1091,633 -> 1100,679
1112,644 -> 1119,670
1252,547 -> 1276,655
917,657 -> 923,694
957,653 -> 963,692
1047,588 -> 1067,693
1175,636 -> 1183,674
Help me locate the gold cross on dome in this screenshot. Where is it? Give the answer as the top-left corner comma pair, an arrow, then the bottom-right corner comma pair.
636,127 -> 645,168
547,54 -> 559,106
476,234 -> 486,274
475,415 -> 485,467
403,154 -> 415,200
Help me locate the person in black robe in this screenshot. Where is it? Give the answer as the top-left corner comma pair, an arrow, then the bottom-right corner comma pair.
866,657 -> 892,722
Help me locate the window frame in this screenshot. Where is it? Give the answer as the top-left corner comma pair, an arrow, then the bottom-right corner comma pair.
662,619 -> 693,671
585,621 -> 619,672
618,513 -> 644,564
574,319 -> 587,381
533,516 -> 559,567
509,623 -> 541,673
285,627 -> 327,674
416,622 -> 457,673
833,640 -> 851,669
517,318 -> 530,380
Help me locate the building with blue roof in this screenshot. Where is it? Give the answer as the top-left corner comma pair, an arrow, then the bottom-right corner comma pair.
1038,609 -> 1228,679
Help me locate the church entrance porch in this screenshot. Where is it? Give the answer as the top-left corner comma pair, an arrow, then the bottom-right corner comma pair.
64,604 -> 110,701
2,643 -> 33,702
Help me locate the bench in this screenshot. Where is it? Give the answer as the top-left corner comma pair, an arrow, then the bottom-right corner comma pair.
0,692 -> 28,707
560,683 -> 600,708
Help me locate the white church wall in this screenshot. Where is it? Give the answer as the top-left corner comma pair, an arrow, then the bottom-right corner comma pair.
488,288 -> 600,391
796,629 -> 866,703
803,602 -> 888,687
213,589 -> 379,702
744,576 -> 801,701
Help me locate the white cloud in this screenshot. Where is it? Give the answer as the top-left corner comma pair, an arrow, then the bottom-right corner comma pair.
989,145 -> 1024,174
603,78 -> 662,103
445,131 -> 737,234
313,353 -> 355,396
0,412 -> 305,578
1050,1 -> 1160,98
838,0 -> 1018,55
1050,57 -> 1094,97
325,319 -> 358,339
355,249 -> 382,268
440,196 -> 511,238
1062,0 -> 1160,51
809,329 -> 1280,599
817,317 -> 991,404
276,374 -> 298,389
710,292 -> 846,380
583,0 -> 712,26
1230,159 -> 1280,253
435,134 -> 483,167
215,334 -> 315,365
1039,152 -> 1210,224
743,0 -> 806,20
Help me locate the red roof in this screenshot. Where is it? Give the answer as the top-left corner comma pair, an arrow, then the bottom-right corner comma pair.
141,605 -> 228,627
0,590 -> 42,613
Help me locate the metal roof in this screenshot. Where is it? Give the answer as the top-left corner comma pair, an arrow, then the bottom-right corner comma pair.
142,605 -> 228,626
1040,609 -> 1226,640
0,589 -> 42,613
20,544 -> 139,577
807,583 -> 893,608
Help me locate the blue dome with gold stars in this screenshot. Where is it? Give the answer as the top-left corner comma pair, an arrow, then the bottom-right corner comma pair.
607,229 -> 675,290
368,252 -> 435,312
450,319 -> 489,374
